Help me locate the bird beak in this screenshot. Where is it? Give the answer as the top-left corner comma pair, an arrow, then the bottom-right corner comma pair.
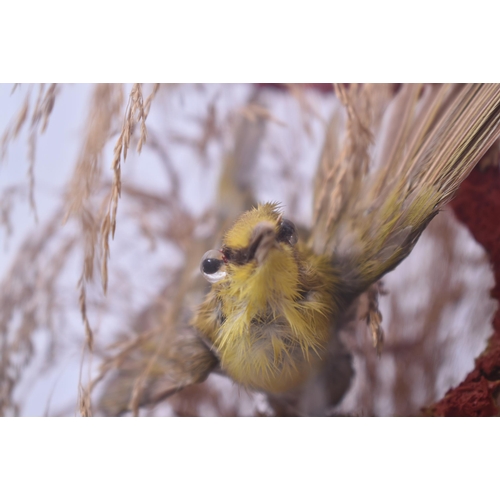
248,222 -> 278,265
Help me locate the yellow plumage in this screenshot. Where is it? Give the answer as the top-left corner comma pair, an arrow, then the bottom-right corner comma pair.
194,203 -> 341,394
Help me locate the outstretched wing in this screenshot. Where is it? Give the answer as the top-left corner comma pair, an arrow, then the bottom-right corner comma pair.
97,326 -> 218,416
312,83 -> 500,303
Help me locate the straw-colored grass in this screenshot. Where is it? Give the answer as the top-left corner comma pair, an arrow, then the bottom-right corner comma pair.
1,83 -> 498,416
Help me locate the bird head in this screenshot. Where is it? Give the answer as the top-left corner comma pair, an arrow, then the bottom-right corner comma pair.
200,203 -> 301,309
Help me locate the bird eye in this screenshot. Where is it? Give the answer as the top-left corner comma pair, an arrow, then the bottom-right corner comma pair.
277,218 -> 298,246
200,249 -> 227,283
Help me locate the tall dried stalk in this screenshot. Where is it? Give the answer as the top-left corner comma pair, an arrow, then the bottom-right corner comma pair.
1,83 -> 60,223
1,83 -> 498,416
36,83 -> 161,415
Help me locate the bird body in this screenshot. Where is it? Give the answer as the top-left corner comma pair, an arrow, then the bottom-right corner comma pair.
194,203 -> 342,394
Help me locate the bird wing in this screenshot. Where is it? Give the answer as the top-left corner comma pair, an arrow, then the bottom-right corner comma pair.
97,326 -> 218,416
312,83 -> 500,303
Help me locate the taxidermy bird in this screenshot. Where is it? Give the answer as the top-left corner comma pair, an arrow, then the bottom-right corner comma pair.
98,83 -> 500,416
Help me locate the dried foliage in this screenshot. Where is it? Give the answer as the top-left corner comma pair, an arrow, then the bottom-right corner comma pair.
1,83 -> 499,416
1,83 -> 60,222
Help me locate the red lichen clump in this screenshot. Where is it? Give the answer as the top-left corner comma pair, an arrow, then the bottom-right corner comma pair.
427,167 -> 500,416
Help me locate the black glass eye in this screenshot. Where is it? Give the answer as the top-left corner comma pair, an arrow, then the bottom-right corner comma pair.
202,258 -> 222,275
200,250 -> 226,283
277,218 -> 298,246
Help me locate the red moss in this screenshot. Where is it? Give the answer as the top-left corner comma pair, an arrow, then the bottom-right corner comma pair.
427,167 -> 500,416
